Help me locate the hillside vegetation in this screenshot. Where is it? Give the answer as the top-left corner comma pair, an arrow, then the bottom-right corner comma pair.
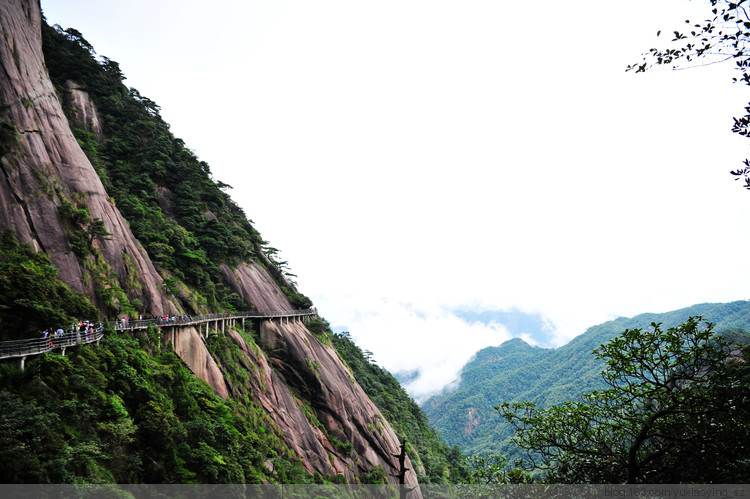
423,301 -> 750,460
501,316 -> 750,483
0,327 -> 310,483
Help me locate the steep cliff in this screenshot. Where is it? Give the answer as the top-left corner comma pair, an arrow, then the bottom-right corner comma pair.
173,325 -> 230,399
0,0 -> 431,487
63,80 -> 103,139
167,316 -> 420,486
0,0 -> 177,317
220,262 -> 294,314
218,322 -> 419,486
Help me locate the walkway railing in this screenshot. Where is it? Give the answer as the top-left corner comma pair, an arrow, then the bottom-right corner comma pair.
0,326 -> 104,360
113,308 -> 317,331
0,308 -> 317,363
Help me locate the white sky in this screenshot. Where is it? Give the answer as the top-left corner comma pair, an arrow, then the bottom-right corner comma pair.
41,0 -> 750,400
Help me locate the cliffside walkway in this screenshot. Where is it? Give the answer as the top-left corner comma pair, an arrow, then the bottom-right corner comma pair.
0,326 -> 104,369
113,308 -> 317,333
0,308 -> 317,369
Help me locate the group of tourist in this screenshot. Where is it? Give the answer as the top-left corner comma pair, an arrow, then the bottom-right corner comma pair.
40,320 -> 100,345
155,315 -> 191,325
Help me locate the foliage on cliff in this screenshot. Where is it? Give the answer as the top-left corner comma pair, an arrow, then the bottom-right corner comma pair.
332,330 -> 470,484
0,328 -> 317,484
40,21 -> 310,314
0,229 -> 98,340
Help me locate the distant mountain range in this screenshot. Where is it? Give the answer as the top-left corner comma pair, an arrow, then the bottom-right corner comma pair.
422,300 -> 750,458
451,308 -> 556,346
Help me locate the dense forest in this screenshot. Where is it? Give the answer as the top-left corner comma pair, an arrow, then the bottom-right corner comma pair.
0,314 -> 471,484
0,326 -> 308,483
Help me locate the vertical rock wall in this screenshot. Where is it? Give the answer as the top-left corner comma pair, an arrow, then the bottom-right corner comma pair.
173,325 -> 230,399
64,80 -> 103,139
252,319 -> 420,489
0,0 -> 177,316
220,262 -> 294,314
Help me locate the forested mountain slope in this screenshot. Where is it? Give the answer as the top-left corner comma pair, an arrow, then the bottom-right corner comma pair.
423,300 -> 750,458
0,0 -> 460,486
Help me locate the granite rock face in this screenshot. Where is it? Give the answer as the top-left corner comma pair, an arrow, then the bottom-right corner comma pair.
172,319 -> 419,486
0,0 -> 177,316
232,320 -> 420,489
220,262 -> 294,314
63,80 -> 103,139
172,325 -> 230,399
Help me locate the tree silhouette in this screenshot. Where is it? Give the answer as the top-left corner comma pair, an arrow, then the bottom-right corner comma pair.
629,0 -> 750,189
499,317 -> 750,483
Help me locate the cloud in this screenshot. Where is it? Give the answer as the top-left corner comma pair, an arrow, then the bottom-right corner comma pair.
452,308 -> 557,347
316,295 -> 513,400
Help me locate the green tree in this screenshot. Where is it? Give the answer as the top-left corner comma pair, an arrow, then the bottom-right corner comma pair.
0,390 -> 67,482
465,454 -> 531,484
629,0 -> 750,188
0,229 -> 99,339
499,317 -> 750,483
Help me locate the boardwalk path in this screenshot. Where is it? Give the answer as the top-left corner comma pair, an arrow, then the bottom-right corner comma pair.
0,308 -> 317,369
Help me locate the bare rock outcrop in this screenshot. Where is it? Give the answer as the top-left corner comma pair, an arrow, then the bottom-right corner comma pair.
0,0 -> 177,316
63,80 -> 103,138
235,319 -> 420,490
172,326 -> 230,399
225,327 -> 340,475
220,262 -> 293,313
